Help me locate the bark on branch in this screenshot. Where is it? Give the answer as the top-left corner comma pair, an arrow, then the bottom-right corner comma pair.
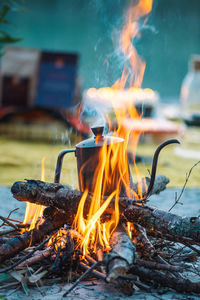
124,205 -> 200,242
0,210 -> 69,263
132,265 -> 200,294
11,179 -> 200,243
11,176 -> 169,217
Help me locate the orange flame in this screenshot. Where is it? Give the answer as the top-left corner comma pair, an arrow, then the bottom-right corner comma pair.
48,228 -> 68,251
73,106 -> 143,255
73,0 -> 153,255
23,157 -> 46,230
117,0 -> 153,88
73,0 -> 152,255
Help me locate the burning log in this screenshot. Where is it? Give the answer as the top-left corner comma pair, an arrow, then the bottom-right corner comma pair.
105,225 -> 136,282
11,180 -> 82,218
11,179 -> 200,243
124,205 -> 200,242
12,179 -> 200,244
0,210 -> 69,263
11,175 -> 169,214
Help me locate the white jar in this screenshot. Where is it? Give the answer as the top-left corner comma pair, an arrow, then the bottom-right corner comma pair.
180,55 -> 200,119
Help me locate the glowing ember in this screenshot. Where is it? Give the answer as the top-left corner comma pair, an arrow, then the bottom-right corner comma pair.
23,157 -> 46,230
73,0 -> 153,255
127,221 -> 134,240
48,228 -> 69,251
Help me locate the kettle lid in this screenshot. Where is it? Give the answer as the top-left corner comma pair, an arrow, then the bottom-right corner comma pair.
76,126 -> 124,149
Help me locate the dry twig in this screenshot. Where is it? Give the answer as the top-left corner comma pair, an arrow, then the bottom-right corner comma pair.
169,160 -> 200,212
0,215 -> 18,230
62,260 -> 104,297
0,236 -> 51,273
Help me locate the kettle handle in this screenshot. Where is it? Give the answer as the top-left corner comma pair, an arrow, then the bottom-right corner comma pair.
146,139 -> 180,198
54,149 -> 76,183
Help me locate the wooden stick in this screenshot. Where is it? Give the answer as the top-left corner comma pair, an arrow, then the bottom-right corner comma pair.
11,180 -> 139,217
168,161 -> 200,212
0,210 -> 69,263
147,229 -> 200,246
79,262 -> 106,280
105,225 -> 136,282
135,259 -> 183,272
11,176 -> 169,214
0,215 -> 18,230
132,265 -> 200,294
0,236 -> 51,273
0,282 -> 19,290
62,261 -> 103,297
124,205 -> 200,242
132,224 -> 155,257
16,246 -> 52,269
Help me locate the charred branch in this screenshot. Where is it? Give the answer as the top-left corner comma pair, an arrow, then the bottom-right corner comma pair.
0,210 -> 69,264
16,246 -> 52,269
131,224 -> 155,257
11,180 -> 200,243
11,176 -> 169,216
135,259 -> 183,272
11,180 -> 82,218
124,205 -> 200,242
132,265 -> 200,294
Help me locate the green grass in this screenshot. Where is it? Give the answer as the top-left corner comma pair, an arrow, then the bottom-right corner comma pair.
0,138 -> 78,187
0,127 -> 200,188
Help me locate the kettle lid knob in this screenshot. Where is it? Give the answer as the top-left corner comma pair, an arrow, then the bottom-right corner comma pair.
91,126 -> 104,137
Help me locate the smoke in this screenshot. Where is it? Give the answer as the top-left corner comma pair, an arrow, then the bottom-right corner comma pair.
80,0 -> 155,131
80,97 -> 107,129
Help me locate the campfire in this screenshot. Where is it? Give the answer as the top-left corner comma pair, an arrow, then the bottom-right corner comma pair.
0,0 -> 200,297
2,128 -> 199,296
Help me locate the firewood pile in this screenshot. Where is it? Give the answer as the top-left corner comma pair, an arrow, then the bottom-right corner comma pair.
0,175 -> 199,297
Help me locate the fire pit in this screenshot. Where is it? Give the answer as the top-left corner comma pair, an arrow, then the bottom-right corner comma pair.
0,185 -> 200,298
0,126 -> 199,297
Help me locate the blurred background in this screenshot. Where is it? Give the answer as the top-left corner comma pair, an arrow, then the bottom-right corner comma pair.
4,0 -> 200,99
0,0 -> 200,188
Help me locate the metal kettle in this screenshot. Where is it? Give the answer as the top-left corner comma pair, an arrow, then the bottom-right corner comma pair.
54,126 -> 180,198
